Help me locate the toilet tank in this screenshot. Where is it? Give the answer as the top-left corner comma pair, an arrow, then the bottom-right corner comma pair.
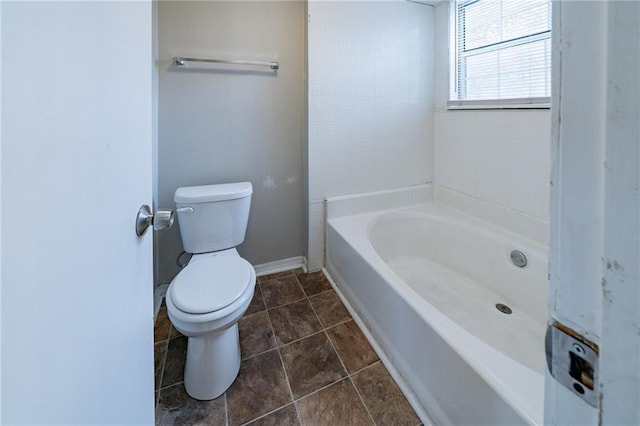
174,182 -> 252,254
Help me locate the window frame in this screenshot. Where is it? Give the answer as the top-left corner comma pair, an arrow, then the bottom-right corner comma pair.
448,0 -> 551,110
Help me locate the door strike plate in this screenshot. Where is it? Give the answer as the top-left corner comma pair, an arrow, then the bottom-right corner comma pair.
545,322 -> 599,407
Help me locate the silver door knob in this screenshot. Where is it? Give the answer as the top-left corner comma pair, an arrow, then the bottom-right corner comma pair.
136,205 -> 175,236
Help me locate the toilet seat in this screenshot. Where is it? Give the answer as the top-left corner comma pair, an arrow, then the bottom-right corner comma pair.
170,256 -> 254,314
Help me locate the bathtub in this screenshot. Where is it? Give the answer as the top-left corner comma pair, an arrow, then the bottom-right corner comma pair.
325,185 -> 547,425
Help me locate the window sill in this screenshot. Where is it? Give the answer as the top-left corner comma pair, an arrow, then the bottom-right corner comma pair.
446,103 -> 550,111
446,97 -> 551,111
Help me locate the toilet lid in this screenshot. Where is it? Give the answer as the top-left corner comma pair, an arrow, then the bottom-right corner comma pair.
170,256 -> 254,314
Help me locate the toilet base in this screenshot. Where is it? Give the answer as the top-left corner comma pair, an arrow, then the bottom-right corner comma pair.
183,324 -> 241,400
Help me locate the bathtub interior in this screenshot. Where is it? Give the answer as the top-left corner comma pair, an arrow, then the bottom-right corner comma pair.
366,205 -> 548,374
368,207 -> 548,323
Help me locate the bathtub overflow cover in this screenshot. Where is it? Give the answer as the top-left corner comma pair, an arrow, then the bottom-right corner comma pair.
496,303 -> 513,315
510,250 -> 528,268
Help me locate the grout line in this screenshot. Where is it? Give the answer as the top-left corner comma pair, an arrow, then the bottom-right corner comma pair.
261,303 -> 278,354
314,331 -> 374,422
308,287 -> 379,425
155,301 -> 171,405
291,376 -> 351,405
264,295 -> 308,311
264,272 -> 336,425
291,399 -> 303,426
323,329 -> 349,375
276,329 -> 324,349
261,273 -> 308,311
158,380 -> 185,392
229,349 -> 290,424
253,279 -> 266,314
261,297 -> 301,426
322,317 -> 354,331
305,287 -> 328,328
238,402 -> 296,426
158,339 -> 169,401
242,316 -> 360,363
321,318 -> 383,425
307,287 -> 335,301
276,348 -> 301,426
242,309 -> 270,323
241,326 -> 328,363
224,392 -> 229,426
263,300 -> 298,418
274,293 -> 360,412
168,325 -> 183,341
349,375 -> 377,425
348,359 -> 382,378
323,270 -> 432,425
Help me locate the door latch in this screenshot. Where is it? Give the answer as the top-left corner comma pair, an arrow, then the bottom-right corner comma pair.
546,322 -> 599,407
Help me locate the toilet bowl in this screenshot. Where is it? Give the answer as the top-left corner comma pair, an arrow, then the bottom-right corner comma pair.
166,249 -> 255,400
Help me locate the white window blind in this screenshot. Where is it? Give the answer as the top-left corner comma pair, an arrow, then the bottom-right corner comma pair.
449,0 -> 551,107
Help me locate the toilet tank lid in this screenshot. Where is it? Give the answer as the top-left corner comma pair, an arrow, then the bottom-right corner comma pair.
175,182 -> 253,204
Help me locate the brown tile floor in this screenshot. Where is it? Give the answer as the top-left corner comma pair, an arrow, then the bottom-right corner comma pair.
155,269 -> 421,426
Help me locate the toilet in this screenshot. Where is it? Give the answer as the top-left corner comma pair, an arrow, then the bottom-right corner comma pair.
165,182 -> 256,400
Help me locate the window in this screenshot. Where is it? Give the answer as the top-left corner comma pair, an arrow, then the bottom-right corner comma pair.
449,0 -> 551,107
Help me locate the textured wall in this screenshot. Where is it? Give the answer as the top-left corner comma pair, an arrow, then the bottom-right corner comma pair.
433,2 -> 551,233
307,1 -> 435,270
156,1 -> 305,284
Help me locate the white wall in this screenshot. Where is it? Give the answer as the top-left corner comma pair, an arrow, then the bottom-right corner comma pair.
307,1 -> 434,270
157,1 -> 305,283
433,2 -> 551,245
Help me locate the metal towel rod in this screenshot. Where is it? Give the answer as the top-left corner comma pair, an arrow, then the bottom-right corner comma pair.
173,56 -> 279,70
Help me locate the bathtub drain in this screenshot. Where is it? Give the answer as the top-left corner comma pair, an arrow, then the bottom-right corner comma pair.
495,303 -> 512,315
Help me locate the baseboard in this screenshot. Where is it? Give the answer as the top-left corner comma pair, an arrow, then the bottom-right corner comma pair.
254,256 -> 307,277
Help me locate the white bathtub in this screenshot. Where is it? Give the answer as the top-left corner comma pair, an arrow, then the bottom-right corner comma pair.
325,186 -> 547,425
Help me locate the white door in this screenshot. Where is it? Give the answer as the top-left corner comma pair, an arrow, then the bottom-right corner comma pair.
547,1 -> 640,424
1,1 -> 154,424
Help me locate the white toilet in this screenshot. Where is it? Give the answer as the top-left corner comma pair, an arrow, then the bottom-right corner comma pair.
165,182 -> 256,400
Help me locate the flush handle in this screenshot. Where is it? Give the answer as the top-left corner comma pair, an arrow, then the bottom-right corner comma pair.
136,205 -> 175,236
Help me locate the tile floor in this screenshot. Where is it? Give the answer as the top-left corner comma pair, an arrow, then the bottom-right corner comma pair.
155,269 -> 421,426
